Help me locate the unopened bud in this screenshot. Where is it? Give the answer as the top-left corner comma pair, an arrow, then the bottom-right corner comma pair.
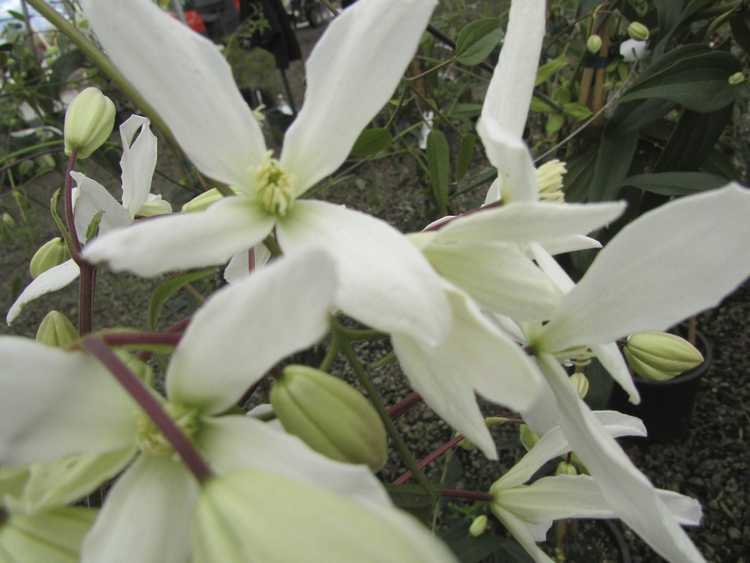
586,34 -> 602,54
182,188 -> 223,213
64,87 -> 115,159
18,159 -> 34,177
36,310 -> 78,349
729,72 -> 746,86
469,515 -> 488,537
136,194 -> 172,217
271,365 -> 387,471
519,424 -> 539,452
2,212 -> 15,227
535,159 -> 567,202
29,237 -> 69,278
624,331 -> 704,381
570,372 -> 589,399
627,22 -> 650,41
555,461 -> 578,476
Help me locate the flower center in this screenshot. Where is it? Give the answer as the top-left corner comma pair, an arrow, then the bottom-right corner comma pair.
136,402 -> 201,457
255,153 -> 295,217
535,159 -> 567,203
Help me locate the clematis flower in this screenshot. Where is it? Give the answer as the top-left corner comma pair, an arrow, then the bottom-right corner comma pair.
6,115 -> 170,324
80,0 -> 450,345
486,185 -> 750,563
0,249 -> 454,562
489,412 -> 701,563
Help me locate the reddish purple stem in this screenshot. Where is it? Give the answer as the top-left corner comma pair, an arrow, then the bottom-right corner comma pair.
393,433 -> 465,485
387,391 -> 423,419
101,331 -> 183,348
440,488 -> 494,502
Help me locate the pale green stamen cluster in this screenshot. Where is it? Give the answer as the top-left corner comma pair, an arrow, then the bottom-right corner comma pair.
255,153 -> 295,217
535,159 -> 567,203
136,402 -> 200,456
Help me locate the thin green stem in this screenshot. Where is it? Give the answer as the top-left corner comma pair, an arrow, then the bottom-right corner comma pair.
318,336 -> 339,373
334,320 -> 434,496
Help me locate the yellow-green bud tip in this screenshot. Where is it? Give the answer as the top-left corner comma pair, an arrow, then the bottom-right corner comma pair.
30,237 -> 69,278
182,188 -> 225,213
729,72 -> 746,86
555,461 -> 578,476
36,310 -> 78,349
469,515 -> 488,537
627,22 -> 650,41
569,372 -> 589,399
586,34 -> 602,54
64,87 -> 116,159
624,331 -> 704,381
519,424 -> 539,452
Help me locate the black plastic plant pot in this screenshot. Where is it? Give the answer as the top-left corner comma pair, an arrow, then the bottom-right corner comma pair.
608,330 -> 712,443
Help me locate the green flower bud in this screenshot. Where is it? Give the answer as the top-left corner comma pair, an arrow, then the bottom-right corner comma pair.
570,372 -> 589,399
182,188 -> 224,213
586,34 -> 602,54
729,72 -> 746,86
18,159 -> 34,177
36,311 -> 78,349
29,237 -> 69,278
627,21 -> 650,41
469,515 -> 488,537
555,461 -> 578,476
271,365 -> 387,471
624,331 -> 704,381
64,87 -> 115,159
2,212 -> 15,227
136,194 -> 172,217
519,424 -> 539,452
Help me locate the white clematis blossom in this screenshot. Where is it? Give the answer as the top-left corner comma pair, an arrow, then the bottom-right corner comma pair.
6,115 -> 170,324
0,249 -> 456,563
493,185 -> 750,563
489,412 -> 701,563
80,0 -> 450,345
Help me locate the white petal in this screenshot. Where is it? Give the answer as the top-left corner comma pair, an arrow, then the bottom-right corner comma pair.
492,506 -> 554,563
480,0 -> 546,139
6,259 -> 79,325
476,122 -> 538,203
0,338 -> 138,465
392,287 -> 543,459
222,243 -> 271,284
197,416 -> 392,507
193,468 -> 458,563
119,115 -> 157,218
424,240 -> 561,320
541,235 -> 602,255
620,39 -> 650,62
167,249 -> 338,414
537,353 -> 705,563
281,0 -> 436,195
484,177 -> 501,205
71,172 -> 131,239
498,410 -> 646,489
83,0 -> 265,188
81,455 -> 198,563
540,184 -> 750,352
659,490 -> 703,527
437,201 -> 626,247
277,200 -> 450,345
529,243 -> 575,293
592,342 -> 640,404
83,196 -> 274,277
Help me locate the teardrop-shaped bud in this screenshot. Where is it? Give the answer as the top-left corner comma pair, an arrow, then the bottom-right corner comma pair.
36,310 -> 78,349
624,331 -> 704,381
469,515 -> 488,537
64,87 -> 116,159
627,21 -> 650,41
586,34 -> 602,54
569,371 -> 589,399
271,365 -> 387,471
182,188 -> 223,213
555,461 -> 578,476
29,237 -> 70,278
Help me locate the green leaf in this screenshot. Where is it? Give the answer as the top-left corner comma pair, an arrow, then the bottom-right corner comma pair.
620,172 -> 728,196
562,102 -> 592,120
588,130 -> 639,202
545,113 -> 564,135
148,268 -> 216,329
455,18 -> 503,66
530,96 -> 556,114
656,106 -> 732,171
449,103 -> 482,120
350,128 -> 392,159
619,45 -> 740,112
85,210 -> 104,242
655,0 -> 685,34
441,519 -> 534,563
386,484 -> 435,525
535,55 -> 567,86
426,129 -> 451,215
730,10 -> 750,54
456,134 -> 477,181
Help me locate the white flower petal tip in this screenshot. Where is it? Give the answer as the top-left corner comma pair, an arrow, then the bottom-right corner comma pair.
620,39 -> 650,62
119,114 -> 158,218
167,248 -> 339,414
82,197 -> 274,277
6,259 -> 80,325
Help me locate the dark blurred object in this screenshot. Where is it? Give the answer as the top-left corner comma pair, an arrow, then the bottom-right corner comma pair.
238,0 -> 302,69
181,0 -> 241,39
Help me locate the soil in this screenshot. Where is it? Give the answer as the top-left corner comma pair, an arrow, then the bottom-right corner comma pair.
1,19 -> 749,563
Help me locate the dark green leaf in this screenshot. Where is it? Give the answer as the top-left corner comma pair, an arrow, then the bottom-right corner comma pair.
8,9 -> 25,20
456,134 -> 477,181
589,130 -> 639,202
85,211 -> 104,242
426,129 -> 451,214
441,519 -> 534,563
545,113 -> 564,135
455,18 -> 503,66
386,484 -> 434,525
562,102 -> 592,120
656,106 -> 732,171
655,0 -> 685,34
148,268 -> 216,329
350,128 -> 392,158
702,148 -> 738,180
610,99 -> 675,134
620,172 -> 727,196
563,148 -> 597,203
449,103 -> 482,120
620,45 -> 740,112
730,11 -> 750,54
